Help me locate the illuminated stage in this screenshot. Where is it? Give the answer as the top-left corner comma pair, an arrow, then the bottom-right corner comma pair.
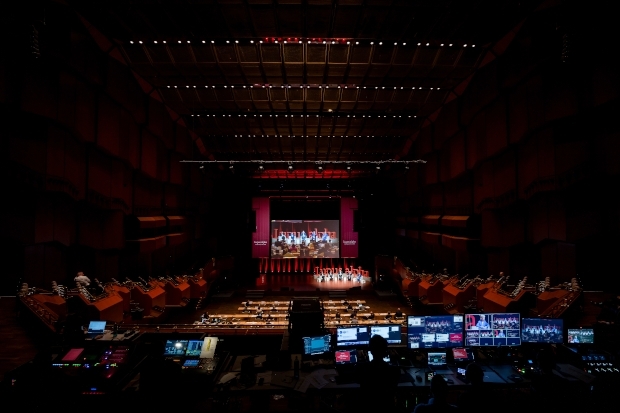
255,274 -> 373,292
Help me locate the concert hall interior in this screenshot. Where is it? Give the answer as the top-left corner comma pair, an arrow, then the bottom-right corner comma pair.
2,1 -> 620,412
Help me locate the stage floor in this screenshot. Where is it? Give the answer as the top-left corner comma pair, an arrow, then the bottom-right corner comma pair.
254,274 -> 373,292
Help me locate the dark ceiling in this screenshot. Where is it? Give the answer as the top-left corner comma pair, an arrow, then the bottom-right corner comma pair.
67,0 -> 546,178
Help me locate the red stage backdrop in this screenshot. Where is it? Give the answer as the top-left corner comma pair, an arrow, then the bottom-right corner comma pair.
252,197 -> 270,258
340,197 -> 358,258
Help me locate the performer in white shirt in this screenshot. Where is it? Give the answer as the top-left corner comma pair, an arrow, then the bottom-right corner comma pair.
74,271 -> 91,287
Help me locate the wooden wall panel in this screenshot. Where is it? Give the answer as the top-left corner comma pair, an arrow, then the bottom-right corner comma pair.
97,95 -> 121,157
141,129 -> 158,179
75,79 -> 96,142
485,99 -> 507,157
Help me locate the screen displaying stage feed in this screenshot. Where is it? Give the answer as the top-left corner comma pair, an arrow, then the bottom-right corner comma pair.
521,318 -> 564,344
270,220 -> 340,259
369,324 -> 402,344
336,326 -> 371,347
567,329 -> 594,344
407,315 -> 464,349
465,313 -> 521,346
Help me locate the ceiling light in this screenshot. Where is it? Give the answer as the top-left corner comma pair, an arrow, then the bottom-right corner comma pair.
162,41 -> 166,44
178,40 -> 182,44
153,41 -> 158,44
379,42 -> 382,45
440,43 -> 444,47
235,40 -> 239,44
130,41 -> 134,44
417,43 -> 421,46
370,42 -> 374,45
355,41 -> 359,45
187,40 -> 191,43
250,40 -> 254,43
403,43 -> 406,45
426,43 -> 430,46
202,40 -> 205,44
449,43 -> 453,47
463,44 -> 467,47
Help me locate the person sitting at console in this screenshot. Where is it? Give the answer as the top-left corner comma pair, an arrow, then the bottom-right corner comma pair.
355,335 -> 400,410
395,308 -> 403,318
367,311 -> 375,320
347,303 -> 353,311
256,309 -> 263,319
414,375 -> 458,413
201,312 -> 208,323
457,363 -> 492,413
385,312 -> 392,320
351,309 -> 358,321
335,311 -> 341,322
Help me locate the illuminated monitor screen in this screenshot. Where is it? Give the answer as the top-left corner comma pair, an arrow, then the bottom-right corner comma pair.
335,349 -> 358,365
521,318 -> 564,344
369,324 -> 401,344
183,359 -> 200,368
367,352 -> 391,363
270,220 -> 340,259
407,315 -> 464,349
452,348 -> 474,361
336,326 -> 370,347
428,352 -> 447,367
302,334 -> 332,355
567,329 -> 594,344
185,340 -> 204,357
62,348 -> 85,362
465,313 -> 521,346
163,340 -> 189,356
87,321 -> 106,334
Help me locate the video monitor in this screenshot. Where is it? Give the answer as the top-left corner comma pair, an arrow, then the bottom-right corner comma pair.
335,349 -> 358,365
428,352 -> 447,365
465,313 -> 521,346
367,352 -> 391,363
567,328 -> 594,344
185,340 -> 204,357
270,220 -> 340,259
369,324 -> 402,344
336,326 -> 371,347
452,348 -> 474,362
302,334 -> 332,355
407,315 -> 464,349
183,359 -> 200,368
62,348 -> 85,362
163,340 -> 189,356
521,318 -> 564,344
87,321 -> 106,334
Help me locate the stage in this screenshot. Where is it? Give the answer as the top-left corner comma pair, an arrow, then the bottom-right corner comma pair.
254,273 -> 374,292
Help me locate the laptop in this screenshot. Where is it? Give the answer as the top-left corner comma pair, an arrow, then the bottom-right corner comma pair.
428,352 -> 453,374
334,349 -> 358,384
87,321 -> 106,338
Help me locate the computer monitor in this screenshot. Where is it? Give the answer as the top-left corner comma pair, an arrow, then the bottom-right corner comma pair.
163,340 -> 189,356
369,324 -> 401,344
452,348 -> 474,362
521,318 -> 564,344
567,328 -> 594,344
87,321 -> 106,334
336,325 -> 371,347
183,359 -> 200,368
428,352 -> 448,368
367,352 -> 391,363
407,315 -> 464,349
335,349 -> 358,365
61,348 -> 85,362
465,313 -> 521,346
302,334 -> 332,355
185,340 -> 204,357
